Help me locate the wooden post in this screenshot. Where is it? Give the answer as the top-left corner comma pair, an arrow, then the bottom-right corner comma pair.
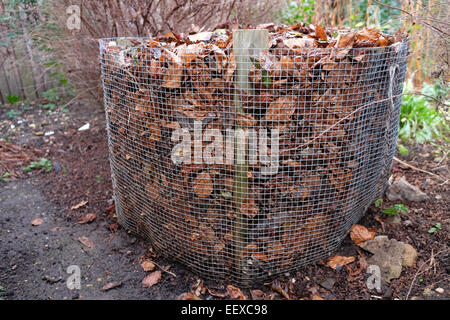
232,29 -> 268,280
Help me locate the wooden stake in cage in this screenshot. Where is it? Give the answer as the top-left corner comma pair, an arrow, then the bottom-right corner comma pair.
232,29 -> 268,280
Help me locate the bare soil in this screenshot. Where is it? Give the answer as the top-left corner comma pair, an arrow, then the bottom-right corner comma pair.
0,102 -> 448,300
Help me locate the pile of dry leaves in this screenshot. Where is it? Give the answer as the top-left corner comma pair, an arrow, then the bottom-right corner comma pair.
100,23 -> 409,283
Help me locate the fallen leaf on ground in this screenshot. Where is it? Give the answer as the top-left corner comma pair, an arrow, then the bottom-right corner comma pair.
102,281 -> 122,291
327,255 -> 355,270
179,292 -> 203,300
250,289 -> 266,300
271,283 -> 290,300
312,294 -> 324,300
141,259 -> 156,272
374,216 -> 385,232
350,224 -> 377,246
142,270 -> 162,288
31,218 -> 43,226
71,200 -> 88,210
208,288 -> 228,298
226,284 -> 247,300
77,213 -> 96,224
77,236 -> 94,248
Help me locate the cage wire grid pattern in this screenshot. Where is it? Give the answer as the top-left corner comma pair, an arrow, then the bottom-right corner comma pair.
100,35 -> 409,285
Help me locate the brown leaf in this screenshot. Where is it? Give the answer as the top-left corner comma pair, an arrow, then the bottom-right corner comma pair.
77,236 -> 94,248
193,171 -> 213,198
77,213 -> 96,224
31,218 -> 43,226
315,25 -> 327,41
162,50 -> 184,88
102,281 -> 122,291
71,200 -> 88,210
252,252 -> 269,262
312,294 -> 324,300
141,259 -> 156,272
240,199 -> 259,218
327,255 -> 355,270
142,270 -> 162,288
282,37 -> 316,49
179,292 -> 203,300
250,289 -> 266,300
272,283 -> 290,300
226,284 -> 247,300
265,96 -> 297,123
334,33 -> 356,59
350,224 -> 377,246
208,288 -> 228,299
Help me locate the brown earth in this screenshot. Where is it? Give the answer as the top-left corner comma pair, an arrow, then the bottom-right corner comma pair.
0,101 -> 448,300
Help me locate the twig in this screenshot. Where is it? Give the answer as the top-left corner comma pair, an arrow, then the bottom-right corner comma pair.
435,150 -> 449,167
393,156 -> 446,181
152,260 -> 176,278
373,1 -> 449,40
405,91 -> 450,108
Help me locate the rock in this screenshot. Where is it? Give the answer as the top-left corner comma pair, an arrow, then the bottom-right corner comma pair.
402,243 -> 418,267
385,214 -> 402,225
361,236 -> 417,282
435,288 -> 444,294
361,236 -> 405,282
386,176 -> 428,202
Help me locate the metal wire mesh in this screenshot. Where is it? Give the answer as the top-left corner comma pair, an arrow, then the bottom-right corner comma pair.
99,33 -> 409,285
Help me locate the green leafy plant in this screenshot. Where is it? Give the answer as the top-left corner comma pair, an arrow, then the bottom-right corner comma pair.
382,203 -> 408,216
428,223 -> 442,234
41,88 -> 60,102
280,0 -> 316,25
6,94 -> 20,104
397,143 -> 409,155
6,109 -> 19,119
374,198 -> 383,208
24,158 -> 52,173
399,81 -> 449,144
41,103 -> 56,111
1,173 -> 11,182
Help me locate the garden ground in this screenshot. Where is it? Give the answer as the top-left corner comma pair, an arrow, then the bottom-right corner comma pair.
0,102 -> 448,300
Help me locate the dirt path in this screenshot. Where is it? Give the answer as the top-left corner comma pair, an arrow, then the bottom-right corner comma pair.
0,177 -> 193,300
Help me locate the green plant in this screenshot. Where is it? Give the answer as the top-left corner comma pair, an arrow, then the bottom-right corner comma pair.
382,203 -> 408,216
399,81 -> 449,144
6,94 -> 20,104
24,158 -> 52,173
397,143 -> 409,155
374,198 -> 383,208
280,0 -> 315,25
6,109 -> 19,119
428,223 -> 442,234
1,173 -> 11,182
41,103 -> 56,111
41,88 -> 60,102
96,175 -> 102,184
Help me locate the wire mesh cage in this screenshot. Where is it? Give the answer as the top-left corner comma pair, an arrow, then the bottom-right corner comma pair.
99,28 -> 409,285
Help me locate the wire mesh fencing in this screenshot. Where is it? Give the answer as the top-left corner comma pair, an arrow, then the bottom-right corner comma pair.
99,28 -> 409,285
